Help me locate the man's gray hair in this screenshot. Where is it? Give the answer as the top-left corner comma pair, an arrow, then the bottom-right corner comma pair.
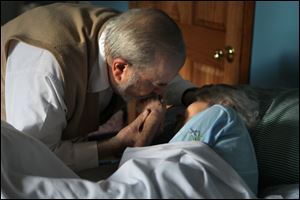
104,8 -> 186,69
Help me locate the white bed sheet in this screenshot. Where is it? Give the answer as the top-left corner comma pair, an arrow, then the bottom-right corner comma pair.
1,121 -> 256,199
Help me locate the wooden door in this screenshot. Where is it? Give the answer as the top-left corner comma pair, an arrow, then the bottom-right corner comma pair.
129,1 -> 254,86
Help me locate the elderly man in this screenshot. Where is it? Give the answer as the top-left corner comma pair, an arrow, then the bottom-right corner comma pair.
1,3 -> 198,172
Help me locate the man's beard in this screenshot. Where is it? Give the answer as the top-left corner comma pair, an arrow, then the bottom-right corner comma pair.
115,73 -> 139,102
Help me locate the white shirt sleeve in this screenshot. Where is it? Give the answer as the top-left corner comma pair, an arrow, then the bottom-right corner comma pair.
5,41 -> 98,172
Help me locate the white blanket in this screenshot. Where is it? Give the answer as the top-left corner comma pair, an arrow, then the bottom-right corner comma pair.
1,121 -> 255,199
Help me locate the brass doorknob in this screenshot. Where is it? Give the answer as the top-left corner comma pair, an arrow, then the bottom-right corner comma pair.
225,46 -> 235,62
213,49 -> 224,60
213,46 -> 235,62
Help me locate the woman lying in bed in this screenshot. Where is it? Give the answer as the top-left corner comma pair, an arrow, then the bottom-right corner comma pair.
164,84 -> 260,194
1,84 -> 260,198
99,83 -> 259,194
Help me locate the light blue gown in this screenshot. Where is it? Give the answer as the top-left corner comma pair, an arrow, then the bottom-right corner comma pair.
169,104 -> 258,194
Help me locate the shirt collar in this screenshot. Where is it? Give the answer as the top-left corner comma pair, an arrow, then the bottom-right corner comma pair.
87,30 -> 110,93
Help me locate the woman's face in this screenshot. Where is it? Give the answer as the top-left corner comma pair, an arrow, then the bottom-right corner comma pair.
184,101 -> 209,123
173,101 -> 209,133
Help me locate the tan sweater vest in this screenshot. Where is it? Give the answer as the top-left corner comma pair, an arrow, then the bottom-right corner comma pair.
1,3 -> 119,139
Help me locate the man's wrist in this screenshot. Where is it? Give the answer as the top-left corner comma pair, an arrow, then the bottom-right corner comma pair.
97,137 -> 125,162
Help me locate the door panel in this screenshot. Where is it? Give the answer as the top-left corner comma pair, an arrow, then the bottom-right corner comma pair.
129,1 -> 254,86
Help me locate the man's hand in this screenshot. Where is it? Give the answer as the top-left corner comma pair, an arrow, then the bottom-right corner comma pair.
136,94 -> 164,114
97,100 -> 165,160
116,99 -> 166,147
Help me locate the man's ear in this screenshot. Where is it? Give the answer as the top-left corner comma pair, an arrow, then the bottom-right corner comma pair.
111,58 -> 129,83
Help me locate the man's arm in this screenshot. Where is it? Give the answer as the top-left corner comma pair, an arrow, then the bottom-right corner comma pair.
5,41 -> 99,172
182,87 -> 202,106
163,74 -> 199,106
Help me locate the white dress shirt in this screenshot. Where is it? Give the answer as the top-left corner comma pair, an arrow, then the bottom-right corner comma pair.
5,32 -> 112,172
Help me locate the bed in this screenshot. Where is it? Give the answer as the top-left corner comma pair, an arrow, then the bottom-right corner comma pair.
1,86 -> 299,199
2,121 -> 256,198
156,85 -> 299,198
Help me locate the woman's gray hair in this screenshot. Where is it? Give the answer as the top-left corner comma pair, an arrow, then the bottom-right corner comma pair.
104,8 -> 186,69
195,84 -> 260,130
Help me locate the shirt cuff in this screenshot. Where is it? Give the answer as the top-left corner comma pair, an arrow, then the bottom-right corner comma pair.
73,141 -> 99,172
163,75 -> 196,106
